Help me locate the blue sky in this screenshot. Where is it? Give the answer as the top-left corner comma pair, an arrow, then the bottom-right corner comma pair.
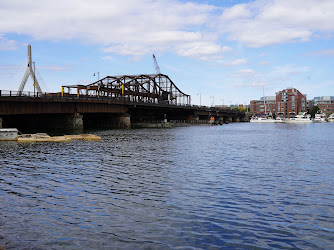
0,0 -> 333,106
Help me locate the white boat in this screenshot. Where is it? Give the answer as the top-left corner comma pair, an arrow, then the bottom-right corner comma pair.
250,87 -> 281,123
313,111 -> 326,122
275,117 -> 285,123
284,112 -> 313,123
250,116 -> 276,123
327,113 -> 334,122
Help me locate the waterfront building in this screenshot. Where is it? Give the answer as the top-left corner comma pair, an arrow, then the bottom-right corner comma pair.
275,88 -> 307,118
313,96 -> 334,114
249,88 -> 333,118
250,96 -> 276,115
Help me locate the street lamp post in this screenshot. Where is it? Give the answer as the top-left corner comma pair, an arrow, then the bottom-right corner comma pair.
210,96 -> 214,107
93,72 -> 100,81
197,93 -> 201,106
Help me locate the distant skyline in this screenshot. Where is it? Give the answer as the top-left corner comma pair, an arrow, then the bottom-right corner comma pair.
1,0 -> 333,106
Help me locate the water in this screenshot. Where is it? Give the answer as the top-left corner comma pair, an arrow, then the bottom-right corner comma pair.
1,123 -> 334,249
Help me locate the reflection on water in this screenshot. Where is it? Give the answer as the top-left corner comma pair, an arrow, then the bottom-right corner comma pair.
1,123 -> 334,249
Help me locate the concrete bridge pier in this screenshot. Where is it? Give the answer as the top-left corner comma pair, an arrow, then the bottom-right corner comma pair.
0,118 -> 2,128
187,115 -> 199,122
118,113 -> 131,128
218,117 -> 224,125
66,113 -> 83,130
233,117 -> 240,122
226,117 -> 233,123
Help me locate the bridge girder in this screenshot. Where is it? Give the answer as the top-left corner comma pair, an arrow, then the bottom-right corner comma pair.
62,74 -> 191,105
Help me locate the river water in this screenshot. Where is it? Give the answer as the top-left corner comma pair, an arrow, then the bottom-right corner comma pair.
0,123 -> 333,249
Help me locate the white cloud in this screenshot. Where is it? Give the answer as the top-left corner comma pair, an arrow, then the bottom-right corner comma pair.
303,49 -> 334,57
101,56 -> 114,61
224,59 -> 247,66
237,69 -> 255,74
222,46 -> 233,52
1,0 -> 334,59
221,3 -> 252,20
259,61 -> 270,65
235,81 -> 268,87
273,64 -> 309,76
219,0 -> 334,47
0,35 -> 18,50
0,0 -> 222,60
38,64 -> 72,71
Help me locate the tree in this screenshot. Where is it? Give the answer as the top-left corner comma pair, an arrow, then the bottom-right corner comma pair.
310,106 -> 320,118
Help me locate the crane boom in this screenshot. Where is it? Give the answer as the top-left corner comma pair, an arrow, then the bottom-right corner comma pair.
153,54 -> 161,74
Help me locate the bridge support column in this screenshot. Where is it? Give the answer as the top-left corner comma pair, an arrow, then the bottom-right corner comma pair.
218,117 -> 224,125
187,115 -> 199,123
0,118 -> 2,128
66,113 -> 83,130
226,117 -> 232,123
118,113 -> 131,128
240,116 -> 247,122
234,117 -> 240,122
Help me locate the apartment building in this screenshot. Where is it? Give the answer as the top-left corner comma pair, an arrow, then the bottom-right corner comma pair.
313,96 -> 334,114
250,96 -> 276,115
249,88 -> 334,118
275,88 -> 307,118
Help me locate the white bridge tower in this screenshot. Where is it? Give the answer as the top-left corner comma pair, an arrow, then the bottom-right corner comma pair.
18,44 -> 42,95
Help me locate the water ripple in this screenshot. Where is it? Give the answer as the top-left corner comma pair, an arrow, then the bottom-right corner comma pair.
1,124 -> 334,249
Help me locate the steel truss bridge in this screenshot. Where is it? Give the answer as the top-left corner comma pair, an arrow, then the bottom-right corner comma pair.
62,74 -> 191,106
0,73 -> 246,130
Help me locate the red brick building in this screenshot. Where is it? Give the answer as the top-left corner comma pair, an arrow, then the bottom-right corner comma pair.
314,96 -> 334,114
275,88 -> 307,118
250,96 -> 276,115
250,87 -> 312,118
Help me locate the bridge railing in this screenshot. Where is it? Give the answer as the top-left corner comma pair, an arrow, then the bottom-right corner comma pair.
0,89 -> 195,107
0,90 -> 245,115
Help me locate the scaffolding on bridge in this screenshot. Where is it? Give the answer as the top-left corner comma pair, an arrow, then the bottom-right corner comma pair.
62,74 -> 191,105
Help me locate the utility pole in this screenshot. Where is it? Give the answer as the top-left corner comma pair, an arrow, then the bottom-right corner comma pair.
210,96 -> 214,107
94,72 -> 100,81
197,93 -> 201,106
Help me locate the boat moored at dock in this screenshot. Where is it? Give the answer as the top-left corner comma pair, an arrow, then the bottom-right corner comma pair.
0,128 -> 18,141
284,112 -> 313,123
313,111 -> 326,122
327,113 -> 334,122
250,116 -> 276,123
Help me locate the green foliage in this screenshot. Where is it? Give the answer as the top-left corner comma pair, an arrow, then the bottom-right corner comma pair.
310,106 -> 320,118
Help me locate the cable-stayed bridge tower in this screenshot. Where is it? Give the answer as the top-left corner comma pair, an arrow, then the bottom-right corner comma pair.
18,44 -> 42,95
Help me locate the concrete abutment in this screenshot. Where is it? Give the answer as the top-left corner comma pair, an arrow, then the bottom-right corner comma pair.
66,113 -> 84,130
118,113 -> 131,128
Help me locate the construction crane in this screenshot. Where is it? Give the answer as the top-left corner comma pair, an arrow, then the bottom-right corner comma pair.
153,54 -> 161,74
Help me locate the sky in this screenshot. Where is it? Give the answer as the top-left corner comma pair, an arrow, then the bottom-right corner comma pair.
0,0 -> 333,106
